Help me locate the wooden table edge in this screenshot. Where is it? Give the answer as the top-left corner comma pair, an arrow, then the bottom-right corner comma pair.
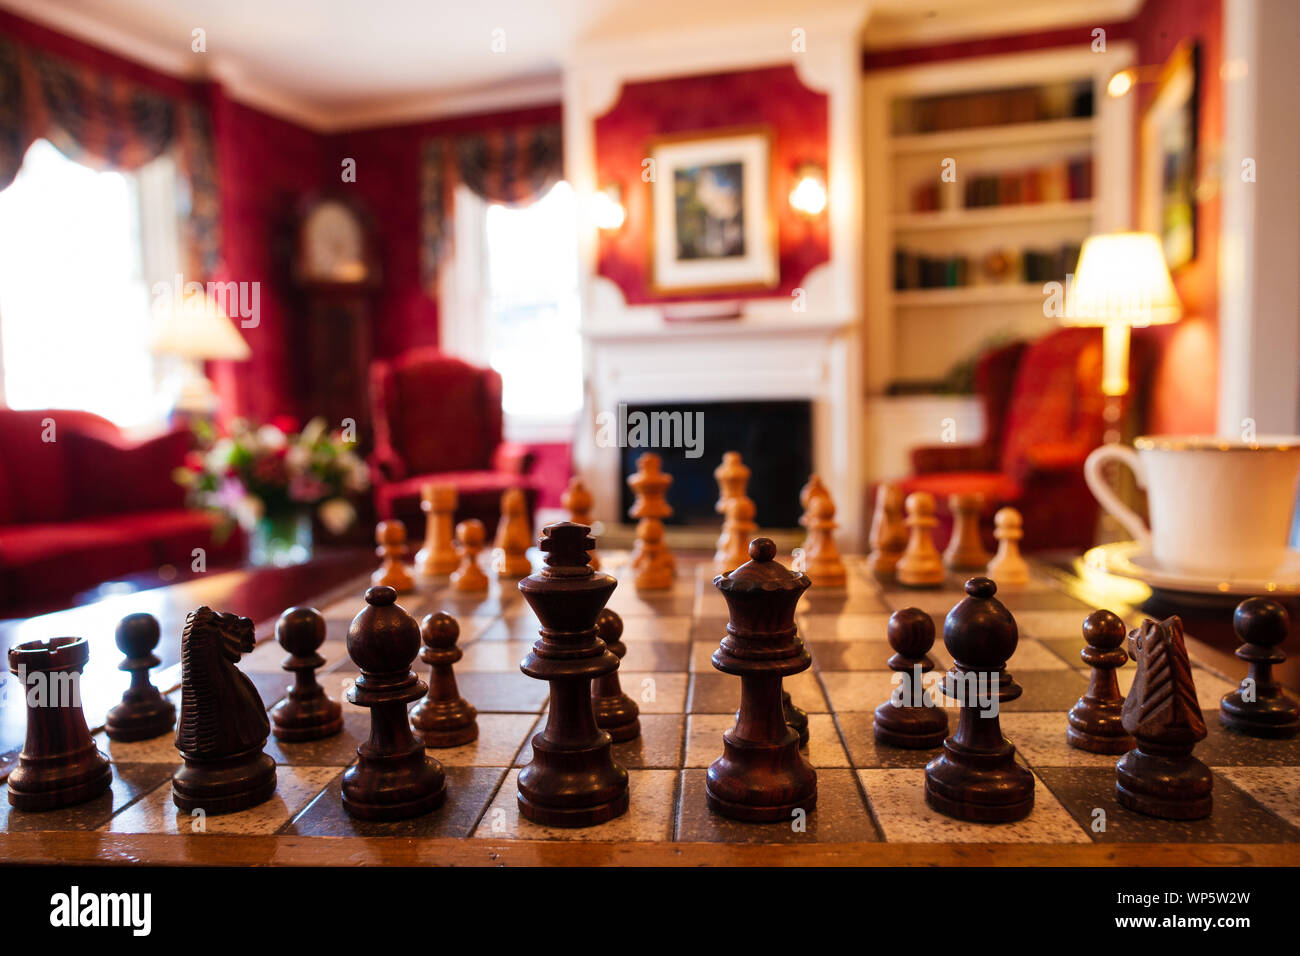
1,833 -> 1296,867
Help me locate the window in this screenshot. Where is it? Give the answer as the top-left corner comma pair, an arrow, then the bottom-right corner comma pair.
443,180 -> 583,432
0,139 -> 177,427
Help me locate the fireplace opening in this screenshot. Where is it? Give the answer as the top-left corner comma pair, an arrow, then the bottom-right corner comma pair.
617,400 -> 813,528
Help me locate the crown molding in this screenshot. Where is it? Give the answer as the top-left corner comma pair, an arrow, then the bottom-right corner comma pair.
0,0 -> 561,132
862,0 -> 1144,50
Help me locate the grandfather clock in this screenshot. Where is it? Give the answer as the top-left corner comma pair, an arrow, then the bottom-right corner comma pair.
290,194 -> 381,443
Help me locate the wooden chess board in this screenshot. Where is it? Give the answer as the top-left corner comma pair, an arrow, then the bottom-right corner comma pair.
3,553 -> 1298,866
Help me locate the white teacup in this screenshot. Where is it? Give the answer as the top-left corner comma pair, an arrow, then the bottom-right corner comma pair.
1084,435 -> 1300,578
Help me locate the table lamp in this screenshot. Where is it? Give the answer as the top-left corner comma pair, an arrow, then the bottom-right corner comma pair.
1066,232 -> 1183,397
151,290 -> 251,417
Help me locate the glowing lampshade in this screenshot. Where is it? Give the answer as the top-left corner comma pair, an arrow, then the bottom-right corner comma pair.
1066,232 -> 1182,397
150,292 -> 251,360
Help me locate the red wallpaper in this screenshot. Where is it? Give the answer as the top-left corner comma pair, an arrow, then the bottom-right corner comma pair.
594,64 -> 829,304
325,104 -> 562,360
205,85 -> 326,425
1128,0 -> 1222,435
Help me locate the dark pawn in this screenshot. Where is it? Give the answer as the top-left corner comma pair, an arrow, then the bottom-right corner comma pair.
874,607 -> 948,749
7,637 -> 112,811
1116,615 -> 1212,819
924,577 -> 1034,823
105,612 -> 176,742
518,522 -> 629,828
1220,597 -> 1300,739
783,691 -> 810,747
271,607 -> 343,742
342,587 -> 446,820
591,608 -> 641,743
1066,610 -> 1134,754
707,538 -> 817,823
173,607 -> 277,814
410,611 -> 479,747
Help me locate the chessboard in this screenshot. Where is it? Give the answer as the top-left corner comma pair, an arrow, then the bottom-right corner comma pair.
3,551 -> 1298,867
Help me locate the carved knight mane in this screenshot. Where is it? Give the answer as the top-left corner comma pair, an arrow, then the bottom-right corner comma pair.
176,606 -> 269,757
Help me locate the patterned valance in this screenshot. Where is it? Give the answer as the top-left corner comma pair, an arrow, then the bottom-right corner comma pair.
0,37 -> 222,278
420,122 -> 562,290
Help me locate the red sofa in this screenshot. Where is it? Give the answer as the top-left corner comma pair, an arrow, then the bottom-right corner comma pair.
896,327 -> 1142,553
369,349 -> 536,536
0,409 -> 244,612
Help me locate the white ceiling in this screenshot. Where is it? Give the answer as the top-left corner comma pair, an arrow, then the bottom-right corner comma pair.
2,0 -> 1143,129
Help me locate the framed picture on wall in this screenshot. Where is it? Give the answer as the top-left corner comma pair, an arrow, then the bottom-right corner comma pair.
647,127 -> 778,295
1140,41 -> 1199,271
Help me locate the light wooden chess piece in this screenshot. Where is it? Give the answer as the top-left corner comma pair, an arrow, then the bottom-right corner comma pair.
451,519 -> 489,592
715,495 -> 757,573
628,452 -> 675,590
866,483 -> 907,577
944,492 -> 991,572
714,451 -> 751,515
415,483 -> 458,576
796,473 -> 830,566
896,492 -> 945,588
987,506 -> 1030,586
561,476 -> 600,570
491,488 -> 533,578
371,520 -> 414,593
803,490 -> 847,587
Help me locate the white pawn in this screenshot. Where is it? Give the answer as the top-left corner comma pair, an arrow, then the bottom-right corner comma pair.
987,507 -> 1030,586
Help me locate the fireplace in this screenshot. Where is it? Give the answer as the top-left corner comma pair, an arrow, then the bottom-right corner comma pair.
616,400 -> 812,527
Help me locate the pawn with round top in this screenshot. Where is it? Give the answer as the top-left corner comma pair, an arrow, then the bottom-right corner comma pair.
271,606 -> 344,742
1066,609 -> 1133,754
451,519 -> 489,592
561,477 -> 600,570
896,491 -> 945,588
591,608 -> 641,742
342,586 -> 446,820
924,577 -> 1034,823
987,507 -> 1030,586
873,607 -> 949,749
1220,597 -> 1300,738
105,612 -> 176,742
410,611 -> 479,747
371,520 -> 414,593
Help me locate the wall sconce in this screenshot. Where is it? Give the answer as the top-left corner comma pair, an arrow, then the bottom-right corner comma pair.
788,162 -> 827,216
591,183 -> 625,231
1106,66 -> 1161,97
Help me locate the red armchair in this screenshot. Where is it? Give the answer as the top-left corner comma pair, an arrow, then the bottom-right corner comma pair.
0,408 -> 244,612
898,327 -> 1136,553
368,349 -> 536,536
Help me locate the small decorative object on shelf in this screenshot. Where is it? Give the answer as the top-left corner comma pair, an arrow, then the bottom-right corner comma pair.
176,416 -> 369,566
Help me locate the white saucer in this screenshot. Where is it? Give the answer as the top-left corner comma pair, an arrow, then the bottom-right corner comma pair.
1082,541 -> 1300,596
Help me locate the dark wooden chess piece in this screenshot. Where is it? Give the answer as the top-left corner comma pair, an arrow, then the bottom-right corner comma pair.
873,607 -> 948,749
591,608 -> 640,743
924,577 -> 1034,823
342,587 -> 447,820
410,611 -> 479,747
270,606 -> 343,742
707,538 -> 817,822
1116,615 -> 1212,819
517,522 -> 629,827
173,607 -> 278,814
1220,597 -> 1300,738
1066,609 -> 1133,754
7,637 -> 113,811
783,690 -> 810,748
105,612 -> 176,742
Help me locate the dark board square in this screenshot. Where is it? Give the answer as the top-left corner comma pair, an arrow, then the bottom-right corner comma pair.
266,711 -> 367,767
1037,766 -> 1300,843
675,769 -> 879,843
283,765 -> 507,838
836,712 -> 944,770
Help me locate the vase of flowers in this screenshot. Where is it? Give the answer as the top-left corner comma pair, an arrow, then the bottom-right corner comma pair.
176,416 -> 369,567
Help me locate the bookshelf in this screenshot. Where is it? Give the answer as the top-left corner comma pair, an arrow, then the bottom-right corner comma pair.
861,45 -> 1134,482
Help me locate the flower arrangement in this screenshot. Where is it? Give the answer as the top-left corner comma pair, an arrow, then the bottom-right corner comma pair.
176,416 -> 369,539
